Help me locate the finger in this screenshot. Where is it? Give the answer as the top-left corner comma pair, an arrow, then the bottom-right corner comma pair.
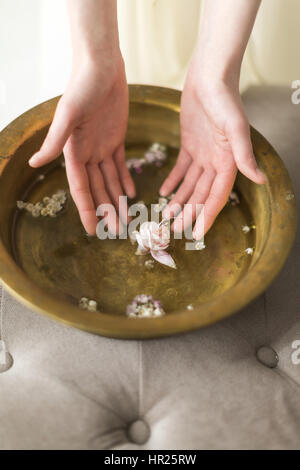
193,169 -> 236,239
86,163 -> 121,235
228,119 -> 266,184
159,149 -> 192,197
29,100 -> 75,168
100,158 -> 129,225
163,163 -> 203,219
113,145 -> 136,199
172,169 -> 215,233
64,158 -> 98,236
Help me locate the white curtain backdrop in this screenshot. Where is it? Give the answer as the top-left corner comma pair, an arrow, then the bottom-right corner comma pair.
1,0 -> 300,130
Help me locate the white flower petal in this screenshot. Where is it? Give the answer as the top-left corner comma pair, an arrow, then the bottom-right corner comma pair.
135,232 -> 147,252
150,250 -> 177,269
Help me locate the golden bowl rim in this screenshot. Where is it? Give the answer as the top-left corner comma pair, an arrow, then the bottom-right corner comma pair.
0,84 -> 297,339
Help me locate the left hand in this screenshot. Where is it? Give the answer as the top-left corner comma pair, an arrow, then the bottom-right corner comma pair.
160,61 -> 266,240
29,55 -> 134,236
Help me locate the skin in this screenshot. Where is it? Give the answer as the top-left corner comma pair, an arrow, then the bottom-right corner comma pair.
29,0 -> 134,235
160,0 -> 265,238
29,0 -> 264,239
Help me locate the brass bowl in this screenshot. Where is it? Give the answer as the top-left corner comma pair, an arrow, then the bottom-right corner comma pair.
0,85 -> 297,339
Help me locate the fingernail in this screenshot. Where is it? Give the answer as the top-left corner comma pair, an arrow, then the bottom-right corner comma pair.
162,206 -> 171,219
29,153 -> 39,166
256,168 -> 267,183
126,187 -> 136,199
163,204 -> 181,219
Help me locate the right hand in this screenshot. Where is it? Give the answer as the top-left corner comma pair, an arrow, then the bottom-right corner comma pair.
160,71 -> 265,239
29,53 -> 135,235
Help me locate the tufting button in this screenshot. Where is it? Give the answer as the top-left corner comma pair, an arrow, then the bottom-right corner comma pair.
0,340 -> 13,373
127,419 -> 150,445
256,345 -> 279,368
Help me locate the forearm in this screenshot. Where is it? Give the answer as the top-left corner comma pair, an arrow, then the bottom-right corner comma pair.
66,0 -> 120,64
195,0 -> 261,86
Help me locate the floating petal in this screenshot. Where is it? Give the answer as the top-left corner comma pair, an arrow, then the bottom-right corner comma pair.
150,250 -> 176,269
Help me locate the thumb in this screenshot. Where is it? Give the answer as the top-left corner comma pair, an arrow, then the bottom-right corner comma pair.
29,100 -> 75,168
228,118 -> 266,185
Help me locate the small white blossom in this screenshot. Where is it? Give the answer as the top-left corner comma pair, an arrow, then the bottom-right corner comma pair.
286,191 -> 295,201
145,259 -> 155,269
229,191 -> 240,205
87,300 -> 98,312
158,197 -> 168,208
26,203 -> 34,212
31,208 -> 41,218
17,201 -> 26,209
245,247 -> 254,255
79,297 -> 98,312
195,241 -> 206,251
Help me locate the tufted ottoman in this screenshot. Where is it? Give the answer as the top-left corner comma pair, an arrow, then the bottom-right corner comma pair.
0,86 -> 299,450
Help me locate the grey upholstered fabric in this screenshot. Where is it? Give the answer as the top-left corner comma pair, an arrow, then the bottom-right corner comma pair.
0,86 -> 299,450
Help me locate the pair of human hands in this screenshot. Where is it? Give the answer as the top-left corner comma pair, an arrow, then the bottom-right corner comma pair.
29,53 -> 265,238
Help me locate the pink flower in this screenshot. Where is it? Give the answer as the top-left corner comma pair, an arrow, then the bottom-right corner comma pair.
134,221 -> 176,269
126,294 -> 166,318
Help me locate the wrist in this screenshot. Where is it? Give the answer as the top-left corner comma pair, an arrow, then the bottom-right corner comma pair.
186,57 -> 241,100
72,38 -> 121,65
189,42 -> 241,92
72,47 -> 124,76
67,0 -> 121,70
